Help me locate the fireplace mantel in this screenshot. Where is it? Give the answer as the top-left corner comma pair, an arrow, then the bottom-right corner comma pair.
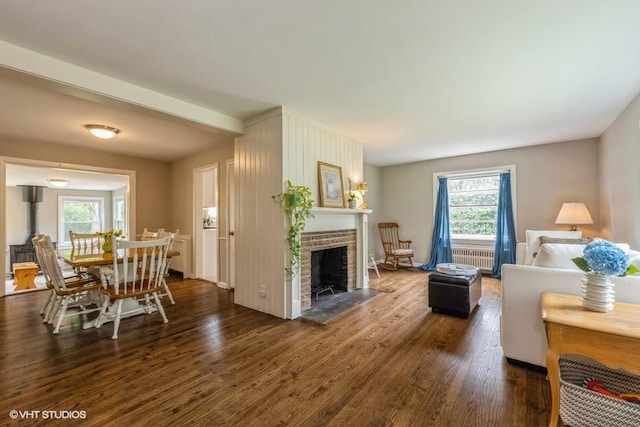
304,207 -> 371,234
310,207 -> 372,215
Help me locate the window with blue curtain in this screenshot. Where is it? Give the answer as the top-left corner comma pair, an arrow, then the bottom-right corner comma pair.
492,172 -> 516,278
425,166 -> 516,274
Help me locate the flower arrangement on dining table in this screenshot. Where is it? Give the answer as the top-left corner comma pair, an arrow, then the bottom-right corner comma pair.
94,229 -> 125,253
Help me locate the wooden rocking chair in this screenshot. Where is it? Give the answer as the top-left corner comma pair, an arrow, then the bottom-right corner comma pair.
378,222 -> 415,270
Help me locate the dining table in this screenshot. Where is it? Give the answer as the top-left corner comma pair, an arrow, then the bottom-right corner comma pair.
57,246 -> 180,269
57,245 -> 180,326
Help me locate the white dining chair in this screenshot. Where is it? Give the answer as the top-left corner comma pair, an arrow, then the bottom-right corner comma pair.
32,233 -> 57,320
141,228 -> 164,240
68,230 -> 104,275
96,236 -> 171,339
156,229 -> 179,304
35,234 -> 103,334
33,233 -> 100,324
69,231 -> 103,252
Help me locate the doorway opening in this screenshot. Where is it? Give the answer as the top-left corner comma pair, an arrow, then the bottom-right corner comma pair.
193,164 -> 219,283
2,158 -> 134,297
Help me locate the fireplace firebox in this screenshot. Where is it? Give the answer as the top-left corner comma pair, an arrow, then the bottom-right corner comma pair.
300,229 -> 357,310
311,246 -> 348,302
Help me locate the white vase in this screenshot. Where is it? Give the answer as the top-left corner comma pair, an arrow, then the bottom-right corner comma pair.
581,273 -> 615,312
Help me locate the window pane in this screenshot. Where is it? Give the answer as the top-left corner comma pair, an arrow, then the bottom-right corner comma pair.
114,198 -> 125,232
63,200 -> 102,239
448,175 -> 500,237
449,191 -> 499,207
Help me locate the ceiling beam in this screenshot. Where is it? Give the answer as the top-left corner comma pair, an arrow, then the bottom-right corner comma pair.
0,40 -> 244,135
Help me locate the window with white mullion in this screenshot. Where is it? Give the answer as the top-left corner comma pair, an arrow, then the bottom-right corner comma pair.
448,173 -> 500,239
433,165 -> 516,244
58,196 -> 105,247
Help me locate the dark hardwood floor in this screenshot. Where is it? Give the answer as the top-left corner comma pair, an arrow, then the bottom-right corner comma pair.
1,269 -> 552,426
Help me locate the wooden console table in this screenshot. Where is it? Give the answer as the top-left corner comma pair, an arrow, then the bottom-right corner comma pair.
541,292 -> 640,427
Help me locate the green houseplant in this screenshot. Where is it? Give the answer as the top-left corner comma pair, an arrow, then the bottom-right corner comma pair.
272,180 -> 314,278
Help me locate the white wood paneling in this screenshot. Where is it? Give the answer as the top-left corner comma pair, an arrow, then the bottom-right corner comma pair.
282,108 -> 364,201
234,114 -> 286,317
235,107 -> 364,319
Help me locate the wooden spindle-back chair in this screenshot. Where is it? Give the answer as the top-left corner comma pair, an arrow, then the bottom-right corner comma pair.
378,222 -> 415,270
35,234 -> 102,334
96,236 -> 171,339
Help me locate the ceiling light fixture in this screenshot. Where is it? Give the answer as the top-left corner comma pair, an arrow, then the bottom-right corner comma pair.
85,124 -> 119,139
47,178 -> 68,187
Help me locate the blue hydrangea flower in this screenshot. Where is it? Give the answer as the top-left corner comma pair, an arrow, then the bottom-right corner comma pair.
582,240 -> 629,276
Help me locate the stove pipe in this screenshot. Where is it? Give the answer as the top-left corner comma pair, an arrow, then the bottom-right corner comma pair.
20,185 -> 45,244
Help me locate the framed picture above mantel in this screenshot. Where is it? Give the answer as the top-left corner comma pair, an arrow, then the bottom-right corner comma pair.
317,161 -> 345,208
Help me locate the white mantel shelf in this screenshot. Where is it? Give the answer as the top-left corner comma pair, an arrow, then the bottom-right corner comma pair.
311,207 -> 372,215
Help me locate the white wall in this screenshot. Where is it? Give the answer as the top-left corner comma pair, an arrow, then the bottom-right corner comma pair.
363,163 -> 383,258
381,139 -> 600,264
600,91 -> 640,248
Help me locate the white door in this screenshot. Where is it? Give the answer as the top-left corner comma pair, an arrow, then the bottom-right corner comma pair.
226,160 -> 235,289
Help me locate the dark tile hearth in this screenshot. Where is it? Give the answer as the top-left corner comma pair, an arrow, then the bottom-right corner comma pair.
300,288 -> 380,324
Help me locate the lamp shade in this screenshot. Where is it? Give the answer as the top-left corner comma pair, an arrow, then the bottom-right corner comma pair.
555,203 -> 593,230
355,182 -> 368,192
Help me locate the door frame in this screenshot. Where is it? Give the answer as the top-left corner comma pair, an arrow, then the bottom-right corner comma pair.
192,163 -> 218,281
1,156 -> 135,298
223,159 -> 235,289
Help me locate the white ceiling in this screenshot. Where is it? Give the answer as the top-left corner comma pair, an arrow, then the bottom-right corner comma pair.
0,1 -> 639,167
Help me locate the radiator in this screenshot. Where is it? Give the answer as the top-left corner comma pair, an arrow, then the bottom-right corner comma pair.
451,245 -> 494,271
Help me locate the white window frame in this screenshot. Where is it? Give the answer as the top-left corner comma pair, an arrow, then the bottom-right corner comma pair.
113,194 -> 126,235
58,195 -> 105,247
433,165 -> 517,247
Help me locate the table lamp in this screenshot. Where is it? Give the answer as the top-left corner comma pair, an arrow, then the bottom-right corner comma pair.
555,202 -> 593,231
355,182 -> 368,209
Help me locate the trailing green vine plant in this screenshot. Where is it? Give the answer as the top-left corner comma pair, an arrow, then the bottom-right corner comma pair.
272,180 -> 315,278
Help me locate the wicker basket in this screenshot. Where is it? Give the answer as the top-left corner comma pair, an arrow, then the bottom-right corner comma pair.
559,357 -> 640,427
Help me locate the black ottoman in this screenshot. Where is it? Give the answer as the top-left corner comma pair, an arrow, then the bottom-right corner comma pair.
428,270 -> 482,318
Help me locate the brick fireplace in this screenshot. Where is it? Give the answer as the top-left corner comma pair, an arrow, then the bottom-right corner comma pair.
300,229 -> 356,310
287,207 -> 369,319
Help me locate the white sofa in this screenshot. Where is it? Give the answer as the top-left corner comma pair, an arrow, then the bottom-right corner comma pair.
500,231 -> 640,368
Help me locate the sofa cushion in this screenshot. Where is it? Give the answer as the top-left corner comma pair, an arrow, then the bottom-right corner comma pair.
524,230 -> 582,265
538,236 -> 593,246
531,243 -> 585,270
533,236 -> 592,258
